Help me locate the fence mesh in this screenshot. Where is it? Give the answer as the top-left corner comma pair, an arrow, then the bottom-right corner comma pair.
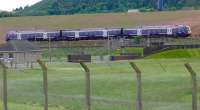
0,59 -> 200,110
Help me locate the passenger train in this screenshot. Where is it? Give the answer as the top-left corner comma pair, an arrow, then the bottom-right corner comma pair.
6,25 -> 192,41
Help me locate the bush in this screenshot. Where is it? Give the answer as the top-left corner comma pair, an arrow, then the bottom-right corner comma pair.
139,8 -> 155,12
133,36 -> 142,44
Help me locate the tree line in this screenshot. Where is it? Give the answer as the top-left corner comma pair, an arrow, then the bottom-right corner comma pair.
46,0 -> 200,15
1,0 -> 200,17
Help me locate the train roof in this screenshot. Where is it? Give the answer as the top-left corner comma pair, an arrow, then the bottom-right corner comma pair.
8,30 -> 59,34
140,25 -> 185,28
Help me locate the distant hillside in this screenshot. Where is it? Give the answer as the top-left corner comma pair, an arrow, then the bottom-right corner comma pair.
15,0 -> 200,16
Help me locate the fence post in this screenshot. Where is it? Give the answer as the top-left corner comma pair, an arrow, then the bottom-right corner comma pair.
184,63 -> 198,110
0,61 -> 8,110
80,62 -> 91,110
37,60 -> 48,110
129,62 -> 142,110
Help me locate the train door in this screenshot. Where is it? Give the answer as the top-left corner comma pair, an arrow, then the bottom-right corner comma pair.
103,30 -> 108,38
137,29 -> 142,36
167,28 -> 172,35
43,32 -> 48,40
17,33 -> 22,40
75,31 -> 79,39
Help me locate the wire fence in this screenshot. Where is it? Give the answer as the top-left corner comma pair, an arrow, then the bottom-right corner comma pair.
0,59 -> 199,110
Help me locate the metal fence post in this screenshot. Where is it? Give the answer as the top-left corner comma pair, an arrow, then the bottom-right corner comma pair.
0,61 -> 8,110
184,63 -> 198,110
37,60 -> 48,110
80,62 -> 91,110
130,62 -> 142,110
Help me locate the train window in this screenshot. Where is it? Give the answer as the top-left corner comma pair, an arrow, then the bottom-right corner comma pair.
108,30 -> 121,35
95,31 -> 102,35
80,32 -> 88,36
151,29 -> 156,34
93,31 -> 97,35
21,34 -> 30,38
70,32 -> 75,36
30,34 -> 34,37
87,32 -> 91,36
178,28 -> 183,33
161,29 -> 167,33
142,30 -> 148,34
133,30 -> 137,34
172,29 -> 178,34
21,34 -> 25,38
48,32 -> 59,37
38,33 -> 43,37
182,28 -> 186,33
128,30 -> 137,34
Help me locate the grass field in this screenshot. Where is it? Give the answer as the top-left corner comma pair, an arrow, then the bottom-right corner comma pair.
1,59 -> 200,110
0,10 -> 200,42
147,48 -> 200,59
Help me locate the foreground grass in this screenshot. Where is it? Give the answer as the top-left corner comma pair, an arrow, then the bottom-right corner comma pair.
147,48 -> 200,59
0,59 -> 200,110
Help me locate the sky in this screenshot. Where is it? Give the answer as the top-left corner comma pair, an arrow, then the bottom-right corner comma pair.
0,0 -> 41,11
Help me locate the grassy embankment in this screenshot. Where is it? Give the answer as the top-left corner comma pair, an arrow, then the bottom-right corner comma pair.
147,48 -> 200,59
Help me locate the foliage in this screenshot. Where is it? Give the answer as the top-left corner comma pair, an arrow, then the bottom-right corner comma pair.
133,36 -> 142,44
12,0 -> 200,16
0,11 -> 13,17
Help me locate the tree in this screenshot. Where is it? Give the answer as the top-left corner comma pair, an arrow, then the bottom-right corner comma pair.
0,11 -> 12,17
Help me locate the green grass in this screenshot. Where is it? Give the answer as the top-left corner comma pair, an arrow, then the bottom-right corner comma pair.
112,47 -> 144,55
1,59 -> 200,110
147,48 -> 200,59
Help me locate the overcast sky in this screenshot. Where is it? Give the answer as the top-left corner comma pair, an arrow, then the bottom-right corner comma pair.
0,0 -> 41,11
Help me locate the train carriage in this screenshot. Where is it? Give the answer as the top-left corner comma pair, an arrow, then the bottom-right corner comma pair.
123,28 -> 137,37
107,28 -> 122,37
79,28 -> 108,40
6,25 -> 191,41
46,31 -> 60,41
62,31 -> 76,40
